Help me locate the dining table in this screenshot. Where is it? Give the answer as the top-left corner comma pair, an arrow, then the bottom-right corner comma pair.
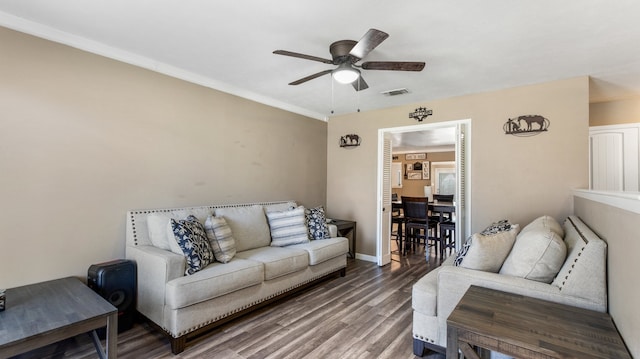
392,200 -> 455,220
429,201 -> 455,223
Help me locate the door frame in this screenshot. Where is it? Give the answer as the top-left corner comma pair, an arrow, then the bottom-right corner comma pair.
376,119 -> 472,265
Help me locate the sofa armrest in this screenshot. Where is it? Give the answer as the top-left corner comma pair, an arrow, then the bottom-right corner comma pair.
328,223 -> 338,238
436,266 -> 605,328
125,245 -> 186,325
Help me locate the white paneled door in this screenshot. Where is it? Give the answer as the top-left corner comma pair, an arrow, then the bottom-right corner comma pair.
378,134 -> 392,266
589,124 -> 639,192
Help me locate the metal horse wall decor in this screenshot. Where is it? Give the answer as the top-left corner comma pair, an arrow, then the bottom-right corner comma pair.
340,134 -> 361,147
409,107 -> 433,122
504,115 -> 550,136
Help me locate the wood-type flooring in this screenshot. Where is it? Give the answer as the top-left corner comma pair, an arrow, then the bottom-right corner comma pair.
12,240 -> 447,359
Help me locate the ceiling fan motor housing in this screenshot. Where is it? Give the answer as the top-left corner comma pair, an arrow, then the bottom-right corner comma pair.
330,40 -> 358,64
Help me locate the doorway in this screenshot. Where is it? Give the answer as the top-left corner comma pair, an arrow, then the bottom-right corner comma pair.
376,120 -> 471,266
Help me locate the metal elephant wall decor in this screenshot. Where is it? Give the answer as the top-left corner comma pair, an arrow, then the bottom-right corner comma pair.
503,115 -> 550,137
340,134 -> 361,147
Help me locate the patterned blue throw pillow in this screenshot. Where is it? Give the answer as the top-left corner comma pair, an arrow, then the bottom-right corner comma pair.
305,206 -> 330,240
453,236 -> 472,266
481,219 -> 513,235
171,215 -> 214,275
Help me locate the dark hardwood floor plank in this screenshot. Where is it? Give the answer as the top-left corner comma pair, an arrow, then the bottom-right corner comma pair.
12,241 -> 443,359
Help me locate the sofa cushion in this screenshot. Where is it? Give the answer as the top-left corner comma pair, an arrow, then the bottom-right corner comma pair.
520,215 -> 564,237
147,208 -> 213,255
147,212 -> 184,255
263,201 -> 296,213
165,258 -> 264,309
235,246 -> 309,280
305,206 -> 331,240
289,237 -> 348,265
500,224 -> 566,283
204,215 -> 236,263
215,205 -> 271,252
454,220 -> 517,266
171,215 -> 215,275
265,206 -> 310,247
455,225 -> 520,272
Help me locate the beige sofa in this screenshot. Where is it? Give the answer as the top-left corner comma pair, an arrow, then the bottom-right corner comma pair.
412,215 -> 607,356
125,201 -> 348,354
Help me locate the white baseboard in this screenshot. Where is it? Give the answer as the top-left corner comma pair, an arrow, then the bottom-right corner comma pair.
355,253 -> 377,263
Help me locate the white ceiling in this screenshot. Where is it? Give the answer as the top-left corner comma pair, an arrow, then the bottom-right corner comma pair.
1,0 -> 640,124
391,127 -> 456,153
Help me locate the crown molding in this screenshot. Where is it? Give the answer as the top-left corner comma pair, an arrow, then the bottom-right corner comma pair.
0,12 -> 328,121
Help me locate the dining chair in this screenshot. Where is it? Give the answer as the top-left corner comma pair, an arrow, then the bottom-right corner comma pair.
391,210 -> 404,254
402,196 -> 437,256
431,194 -> 454,222
438,220 -> 456,258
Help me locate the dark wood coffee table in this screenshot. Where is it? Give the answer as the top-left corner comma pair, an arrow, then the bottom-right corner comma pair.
0,277 -> 118,359
447,285 -> 631,359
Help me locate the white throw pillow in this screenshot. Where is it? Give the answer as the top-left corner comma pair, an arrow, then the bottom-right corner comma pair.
456,225 -> 520,272
266,206 -> 310,247
147,212 -> 184,255
500,224 -> 567,283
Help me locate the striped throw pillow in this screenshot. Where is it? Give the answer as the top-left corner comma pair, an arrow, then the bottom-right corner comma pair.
204,216 -> 237,263
266,206 -> 310,247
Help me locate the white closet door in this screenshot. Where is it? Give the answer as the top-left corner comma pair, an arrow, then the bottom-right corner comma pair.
379,135 -> 392,266
590,124 -> 639,191
590,132 -> 624,191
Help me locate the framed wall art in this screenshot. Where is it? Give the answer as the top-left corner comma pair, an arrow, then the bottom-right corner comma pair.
405,153 -> 426,160
405,163 -> 422,180
422,161 -> 430,180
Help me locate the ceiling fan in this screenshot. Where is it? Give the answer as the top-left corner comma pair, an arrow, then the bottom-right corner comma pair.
273,29 -> 425,91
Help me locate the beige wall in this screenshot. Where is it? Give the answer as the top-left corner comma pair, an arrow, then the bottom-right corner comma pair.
0,27 -> 327,288
590,97 -> 640,126
327,77 -> 589,256
574,197 -> 639,357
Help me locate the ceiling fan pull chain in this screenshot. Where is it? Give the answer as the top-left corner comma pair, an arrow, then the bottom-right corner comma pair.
357,79 -> 361,112
330,74 -> 335,114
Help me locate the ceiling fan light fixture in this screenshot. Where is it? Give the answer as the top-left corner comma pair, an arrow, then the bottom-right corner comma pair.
332,63 -> 360,84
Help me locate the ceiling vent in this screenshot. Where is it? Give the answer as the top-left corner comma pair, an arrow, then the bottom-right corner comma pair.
381,88 -> 409,96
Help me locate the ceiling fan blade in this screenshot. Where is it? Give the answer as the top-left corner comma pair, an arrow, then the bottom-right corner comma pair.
352,76 -> 369,91
361,61 -> 426,71
273,50 -> 333,64
349,29 -> 389,61
289,69 -> 333,85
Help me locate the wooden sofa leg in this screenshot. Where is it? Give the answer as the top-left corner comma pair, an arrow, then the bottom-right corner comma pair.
413,338 -> 427,356
340,268 -> 346,277
170,336 -> 186,355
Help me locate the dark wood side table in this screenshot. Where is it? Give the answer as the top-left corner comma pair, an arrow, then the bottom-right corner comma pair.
447,285 -> 631,359
331,219 -> 356,258
0,277 -> 118,359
